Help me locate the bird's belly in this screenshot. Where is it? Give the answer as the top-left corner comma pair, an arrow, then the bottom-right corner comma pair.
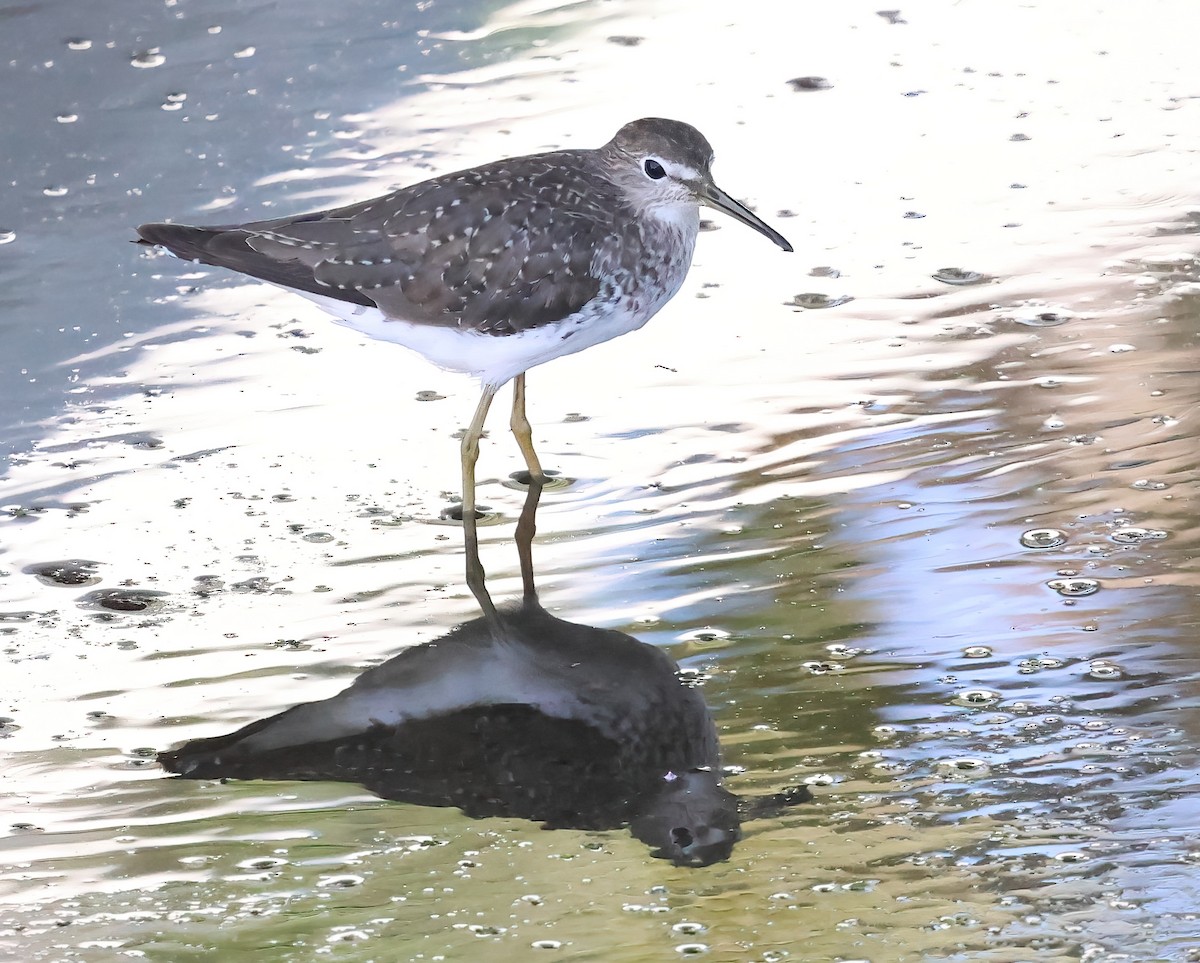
293,286 -> 681,388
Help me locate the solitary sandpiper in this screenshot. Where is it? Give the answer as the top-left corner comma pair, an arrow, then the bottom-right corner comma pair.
138,117 -> 792,565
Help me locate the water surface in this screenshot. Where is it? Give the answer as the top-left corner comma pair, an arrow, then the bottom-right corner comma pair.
2,1 -> 1200,960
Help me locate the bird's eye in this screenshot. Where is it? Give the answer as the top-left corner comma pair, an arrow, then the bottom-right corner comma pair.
643,159 -> 666,180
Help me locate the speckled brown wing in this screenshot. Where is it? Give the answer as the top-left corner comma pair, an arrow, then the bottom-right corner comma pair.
161,150 -> 624,336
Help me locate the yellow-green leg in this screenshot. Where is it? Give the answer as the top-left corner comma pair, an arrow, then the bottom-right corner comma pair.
514,472 -> 544,605
462,385 -> 497,618
509,373 -> 546,485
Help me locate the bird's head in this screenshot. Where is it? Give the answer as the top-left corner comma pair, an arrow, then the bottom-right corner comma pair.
603,117 -> 793,252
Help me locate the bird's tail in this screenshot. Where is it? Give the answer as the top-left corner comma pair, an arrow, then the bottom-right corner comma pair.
135,222 -> 226,263
134,219 -> 375,306
158,709 -> 290,779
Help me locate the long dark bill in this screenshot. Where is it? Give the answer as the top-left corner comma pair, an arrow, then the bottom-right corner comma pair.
702,184 -> 793,253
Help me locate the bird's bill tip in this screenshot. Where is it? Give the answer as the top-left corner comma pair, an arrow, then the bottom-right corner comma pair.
701,185 -> 793,252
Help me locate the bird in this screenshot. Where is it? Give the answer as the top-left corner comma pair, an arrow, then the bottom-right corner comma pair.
136,117 -> 793,570
158,478 -> 810,866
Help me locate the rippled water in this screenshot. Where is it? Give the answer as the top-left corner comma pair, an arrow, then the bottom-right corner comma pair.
3,0 -> 1200,960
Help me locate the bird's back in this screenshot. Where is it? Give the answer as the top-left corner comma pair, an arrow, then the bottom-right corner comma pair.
137,148 -> 637,335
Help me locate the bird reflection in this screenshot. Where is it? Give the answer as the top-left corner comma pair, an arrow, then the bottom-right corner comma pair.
159,480 -> 808,866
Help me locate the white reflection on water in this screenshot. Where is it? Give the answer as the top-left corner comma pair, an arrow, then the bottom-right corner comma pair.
2,0 -> 1200,959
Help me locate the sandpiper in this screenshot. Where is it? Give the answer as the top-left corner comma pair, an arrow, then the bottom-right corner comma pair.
138,117 -> 792,556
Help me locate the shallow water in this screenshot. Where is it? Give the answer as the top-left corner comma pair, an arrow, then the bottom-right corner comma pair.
3,0 -> 1200,960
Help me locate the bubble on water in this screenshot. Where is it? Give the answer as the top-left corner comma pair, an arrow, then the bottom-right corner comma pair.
66,39 -> 93,51
1017,656 -> 1064,675
803,773 -> 838,786
1020,528 -> 1067,549
315,873 -> 364,888
1131,478 -> 1169,491
0,231 -> 15,245
1108,343 -> 1136,353
788,76 -> 832,91
674,944 -> 709,956
237,856 -> 287,870
43,186 -> 68,197
936,757 -> 990,776
302,532 -> 335,543
962,645 -> 992,658
1053,851 -> 1088,863
532,940 -> 562,950
1003,306 -> 1074,327
56,112 -> 78,123
130,49 -> 166,68
678,627 -> 730,644
78,588 -> 168,613
802,661 -> 843,674
672,922 -> 707,936
25,559 -> 101,587
326,930 -> 369,944
952,688 -> 1000,707
1087,660 -> 1123,680
1109,526 -> 1168,544
1046,577 -> 1100,597
1042,415 -> 1065,430
932,267 -> 986,285
788,292 -> 854,309
467,924 -> 505,937
234,46 -> 256,58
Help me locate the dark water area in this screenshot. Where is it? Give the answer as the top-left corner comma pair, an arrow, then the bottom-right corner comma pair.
3,0 -> 1200,960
